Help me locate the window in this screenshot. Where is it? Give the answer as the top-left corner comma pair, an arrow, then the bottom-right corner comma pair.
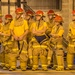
0,0 -> 16,14
26,0 -> 62,10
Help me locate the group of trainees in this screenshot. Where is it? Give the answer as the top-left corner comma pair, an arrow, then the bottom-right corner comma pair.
0,7 -> 75,71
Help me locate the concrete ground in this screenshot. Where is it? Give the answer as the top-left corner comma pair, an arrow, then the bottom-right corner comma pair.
0,69 -> 75,75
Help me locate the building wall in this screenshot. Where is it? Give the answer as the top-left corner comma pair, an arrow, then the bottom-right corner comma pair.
26,0 -> 73,37
1,0 -> 74,37
26,0 -> 58,10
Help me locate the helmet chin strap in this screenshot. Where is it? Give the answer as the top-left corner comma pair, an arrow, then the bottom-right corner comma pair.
27,18 -> 30,25
5,21 -> 10,25
49,16 -> 54,20
28,16 -> 31,21
38,17 -> 42,28
16,14 -> 22,20
72,19 -> 75,21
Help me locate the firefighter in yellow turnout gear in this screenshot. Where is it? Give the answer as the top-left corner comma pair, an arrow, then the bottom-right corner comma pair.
46,10 -> 55,35
66,10 -> 75,70
30,10 -> 50,71
0,18 -> 3,43
50,16 -> 64,71
0,18 -> 3,36
0,18 -> 4,67
9,8 -> 29,71
0,14 -> 13,70
26,10 -> 35,42
46,10 -> 56,68
25,10 -> 35,69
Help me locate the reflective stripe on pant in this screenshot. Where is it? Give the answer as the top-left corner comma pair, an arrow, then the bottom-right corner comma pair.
2,41 -> 13,68
40,55 -> 47,68
67,41 -> 75,68
20,50 -> 28,69
56,50 -> 64,68
4,53 -> 9,67
31,37 -> 48,69
9,40 -> 28,69
0,51 -> 5,67
33,56 -> 39,69
67,53 -> 74,68
68,44 -> 75,53
50,37 -> 63,68
9,53 -> 17,69
53,52 -> 57,67
32,45 -> 48,69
